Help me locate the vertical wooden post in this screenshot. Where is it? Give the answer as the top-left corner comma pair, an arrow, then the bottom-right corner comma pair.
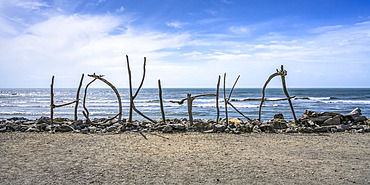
280,65 -> 298,122
50,76 -> 54,125
74,73 -> 84,121
187,93 -> 193,126
223,73 -> 228,125
216,75 -> 220,124
158,79 -> 166,123
126,55 -> 133,122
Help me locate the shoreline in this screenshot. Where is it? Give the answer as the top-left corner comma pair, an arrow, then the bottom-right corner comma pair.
1,108 -> 369,135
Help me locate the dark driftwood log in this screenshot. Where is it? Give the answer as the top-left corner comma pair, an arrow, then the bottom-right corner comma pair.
280,65 -> 297,122
158,79 -> 166,123
74,74 -> 84,121
50,76 -> 54,125
187,94 -> 193,126
258,65 -> 297,122
216,75 -> 221,124
126,55 -> 134,122
223,73 -> 228,125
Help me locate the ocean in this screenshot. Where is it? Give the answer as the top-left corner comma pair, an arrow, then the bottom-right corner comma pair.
0,88 -> 369,121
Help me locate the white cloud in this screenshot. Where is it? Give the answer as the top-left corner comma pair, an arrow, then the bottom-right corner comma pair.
166,21 -> 187,28
229,26 -> 250,35
12,0 -> 49,10
116,6 -> 125,13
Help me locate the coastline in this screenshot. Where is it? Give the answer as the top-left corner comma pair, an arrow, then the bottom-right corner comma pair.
1,108 -> 369,134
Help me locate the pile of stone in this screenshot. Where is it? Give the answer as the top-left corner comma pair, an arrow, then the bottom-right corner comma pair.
0,108 -> 369,134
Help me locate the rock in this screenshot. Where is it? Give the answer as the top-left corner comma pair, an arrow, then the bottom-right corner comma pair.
314,126 -> 335,133
106,125 -> 117,132
298,127 -> 314,133
228,118 -> 242,126
57,124 -> 74,132
285,127 -> 298,133
274,113 -> 284,119
162,125 -> 173,133
81,128 -> 89,134
252,125 -> 262,133
312,116 -> 332,125
322,115 -> 342,126
25,127 -> 38,132
171,124 -> 186,131
203,129 -> 214,133
336,124 -> 350,132
260,124 -> 275,133
343,108 -> 367,123
23,121 -> 35,125
231,128 -> 241,134
88,126 -> 97,133
0,127 -> 7,132
265,120 -> 288,129
37,117 -> 51,124
213,124 -> 226,132
36,123 -> 48,131
192,121 -> 213,131
53,117 -> 69,123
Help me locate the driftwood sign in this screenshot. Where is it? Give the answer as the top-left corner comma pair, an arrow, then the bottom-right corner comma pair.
50,56 -> 297,124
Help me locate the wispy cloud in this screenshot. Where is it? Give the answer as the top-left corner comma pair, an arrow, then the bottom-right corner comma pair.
166,21 -> 187,28
229,26 -> 250,35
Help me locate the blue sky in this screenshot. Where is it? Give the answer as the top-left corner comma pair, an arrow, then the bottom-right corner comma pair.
1,0 -> 370,88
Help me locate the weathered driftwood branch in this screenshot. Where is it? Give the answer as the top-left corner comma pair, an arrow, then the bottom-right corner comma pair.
126,56 -> 155,124
170,94 -> 216,104
187,94 -> 193,125
170,93 -> 216,126
224,75 -> 252,121
51,75 -> 83,124
158,79 -> 166,123
74,74 -> 84,121
280,65 -> 297,122
82,73 -> 122,122
50,76 -> 54,124
126,55 -> 134,122
223,73 -> 228,125
258,65 -> 297,122
216,75 -> 221,124
82,78 -> 97,122
54,100 -> 79,108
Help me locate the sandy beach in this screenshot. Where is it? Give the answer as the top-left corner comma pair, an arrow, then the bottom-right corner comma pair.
1,132 -> 369,184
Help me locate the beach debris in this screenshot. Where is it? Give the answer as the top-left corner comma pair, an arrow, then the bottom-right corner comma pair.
258,65 -> 297,122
